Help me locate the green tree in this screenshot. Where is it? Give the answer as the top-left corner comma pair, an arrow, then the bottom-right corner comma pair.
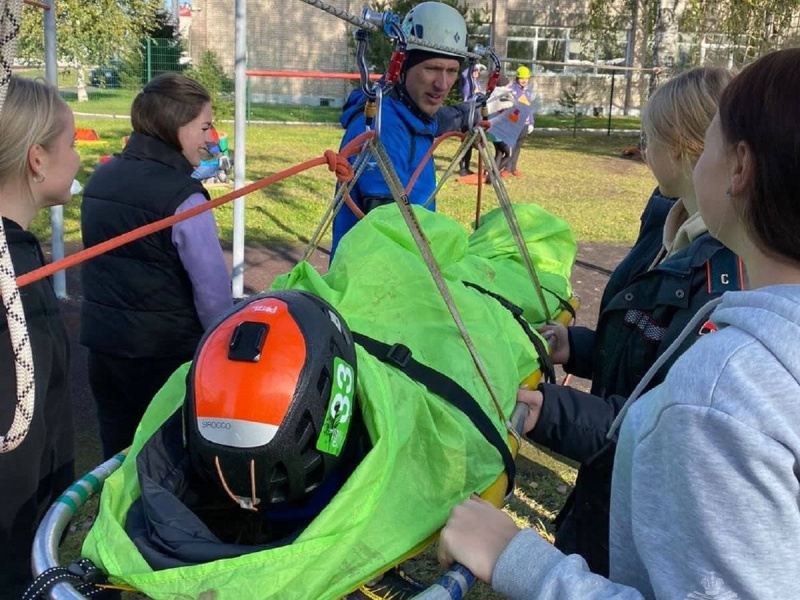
559,76 -> 588,137
17,0 -> 161,101
185,50 -> 234,119
577,0 -> 800,109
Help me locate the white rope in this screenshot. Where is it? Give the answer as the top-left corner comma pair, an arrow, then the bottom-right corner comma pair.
0,0 -> 37,453
297,0 -> 483,60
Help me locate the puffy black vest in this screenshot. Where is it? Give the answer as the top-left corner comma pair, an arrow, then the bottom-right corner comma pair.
80,132 -> 210,359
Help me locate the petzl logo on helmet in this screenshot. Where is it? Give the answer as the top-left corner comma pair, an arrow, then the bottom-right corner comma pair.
252,304 -> 279,314
317,357 -> 354,456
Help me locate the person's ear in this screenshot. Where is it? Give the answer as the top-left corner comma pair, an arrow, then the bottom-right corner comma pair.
730,140 -> 754,197
27,143 -> 45,179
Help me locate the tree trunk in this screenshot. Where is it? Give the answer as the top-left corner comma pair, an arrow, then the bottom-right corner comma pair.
623,0 -> 640,115
624,0 -> 650,115
491,0 -> 509,62
650,0 -> 688,95
76,67 -> 89,102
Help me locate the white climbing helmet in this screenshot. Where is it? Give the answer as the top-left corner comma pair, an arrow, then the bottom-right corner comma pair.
401,2 -> 468,58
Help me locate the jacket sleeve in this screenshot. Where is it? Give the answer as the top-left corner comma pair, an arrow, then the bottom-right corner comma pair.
528,384 -> 625,463
172,193 -> 233,329
491,529 -> 644,600
435,102 -> 475,134
563,325 -> 596,380
618,402 -> 800,599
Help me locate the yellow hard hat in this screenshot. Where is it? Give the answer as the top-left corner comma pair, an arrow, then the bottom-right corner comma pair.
516,65 -> 531,78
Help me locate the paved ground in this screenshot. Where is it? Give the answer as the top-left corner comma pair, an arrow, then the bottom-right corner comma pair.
51,239 -> 628,477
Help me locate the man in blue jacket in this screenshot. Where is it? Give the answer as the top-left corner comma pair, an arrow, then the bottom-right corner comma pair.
331,2 -> 470,258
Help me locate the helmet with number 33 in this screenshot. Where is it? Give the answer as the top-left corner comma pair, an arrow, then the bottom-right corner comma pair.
185,290 -> 359,510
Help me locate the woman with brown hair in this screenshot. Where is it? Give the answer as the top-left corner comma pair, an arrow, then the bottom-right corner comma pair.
81,73 -> 232,459
438,47 -> 800,599
0,76 -> 79,595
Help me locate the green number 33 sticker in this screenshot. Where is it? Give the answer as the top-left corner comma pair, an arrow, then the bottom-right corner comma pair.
317,357 -> 354,456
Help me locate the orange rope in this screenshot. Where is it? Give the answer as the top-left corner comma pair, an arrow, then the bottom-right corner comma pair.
17,148 -> 363,289
245,70 -> 381,81
475,150 -> 483,230
403,121 -> 491,196
337,131 -> 376,219
404,131 -> 464,196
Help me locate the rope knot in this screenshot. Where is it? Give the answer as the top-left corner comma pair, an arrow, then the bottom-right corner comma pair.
324,150 -> 354,183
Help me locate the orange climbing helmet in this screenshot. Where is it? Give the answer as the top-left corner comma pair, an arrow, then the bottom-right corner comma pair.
185,290 -> 360,510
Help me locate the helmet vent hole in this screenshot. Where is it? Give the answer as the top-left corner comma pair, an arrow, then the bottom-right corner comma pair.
296,411 -> 316,451
317,367 -> 330,396
268,462 -> 289,504
304,452 -> 325,491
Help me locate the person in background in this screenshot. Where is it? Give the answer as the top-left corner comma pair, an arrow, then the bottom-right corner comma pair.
459,63 -> 486,176
0,76 -> 79,596
80,73 -> 232,460
332,2 -> 471,259
500,65 -> 534,176
484,74 -> 514,179
437,47 -> 800,600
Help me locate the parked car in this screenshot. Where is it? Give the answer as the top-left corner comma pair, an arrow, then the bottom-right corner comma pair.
89,60 -> 122,88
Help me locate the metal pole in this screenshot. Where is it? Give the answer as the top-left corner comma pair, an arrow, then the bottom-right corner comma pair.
607,70 -> 615,136
44,0 -> 67,299
489,0 -> 497,48
146,38 -> 152,82
172,0 -> 180,33
232,0 -> 247,299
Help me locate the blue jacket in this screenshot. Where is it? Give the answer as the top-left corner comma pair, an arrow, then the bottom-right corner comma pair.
331,89 -> 439,257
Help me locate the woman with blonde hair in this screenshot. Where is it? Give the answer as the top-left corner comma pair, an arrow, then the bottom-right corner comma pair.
438,47 -> 800,599
0,76 -> 80,594
497,66 -> 737,575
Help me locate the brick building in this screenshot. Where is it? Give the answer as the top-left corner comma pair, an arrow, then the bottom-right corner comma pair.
189,0 -> 650,114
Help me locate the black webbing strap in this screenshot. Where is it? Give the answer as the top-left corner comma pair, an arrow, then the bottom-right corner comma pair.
21,558 -> 111,600
542,285 -> 576,322
352,332 -> 516,495
462,281 -> 556,384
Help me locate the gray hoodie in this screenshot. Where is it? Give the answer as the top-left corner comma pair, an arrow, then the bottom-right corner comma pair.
492,285 -> 800,599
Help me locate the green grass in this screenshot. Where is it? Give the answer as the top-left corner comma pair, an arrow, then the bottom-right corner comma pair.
57,86 -> 642,131
63,88 -> 139,116
30,117 -> 654,247
13,67 -> 78,88
248,103 -> 342,122
535,114 -> 641,130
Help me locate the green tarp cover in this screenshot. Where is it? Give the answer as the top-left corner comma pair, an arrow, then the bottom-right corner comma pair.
82,204 -> 576,600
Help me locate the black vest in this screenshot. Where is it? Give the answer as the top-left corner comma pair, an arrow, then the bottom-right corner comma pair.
80,133 -> 210,359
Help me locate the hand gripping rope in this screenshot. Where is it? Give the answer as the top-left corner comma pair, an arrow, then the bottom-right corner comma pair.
0,0 -> 37,454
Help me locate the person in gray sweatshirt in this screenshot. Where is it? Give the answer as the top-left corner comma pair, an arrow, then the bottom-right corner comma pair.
436,47 -> 800,600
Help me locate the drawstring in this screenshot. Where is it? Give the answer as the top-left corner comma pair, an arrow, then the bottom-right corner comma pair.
606,296 -> 724,439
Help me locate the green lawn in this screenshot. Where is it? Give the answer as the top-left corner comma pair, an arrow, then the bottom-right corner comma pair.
30,117 -> 653,248
57,85 -> 642,130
